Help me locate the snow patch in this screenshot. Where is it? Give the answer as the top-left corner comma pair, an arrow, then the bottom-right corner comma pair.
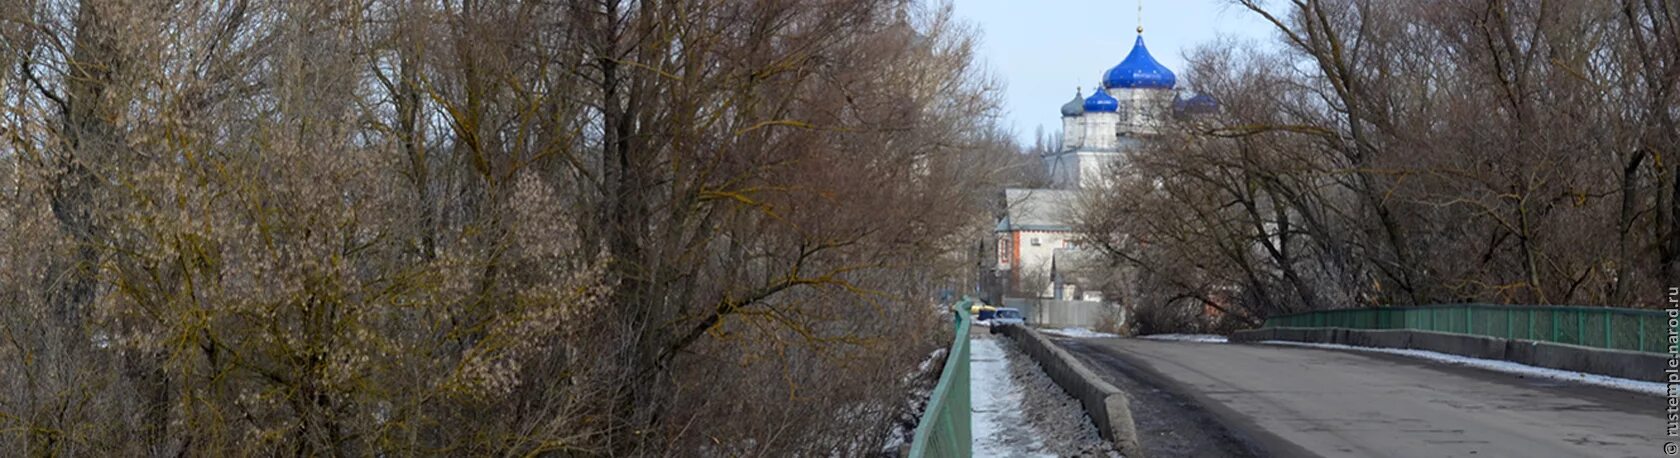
883,347 -> 949,454
970,338 -> 1057,458
1039,328 -> 1119,339
1259,340 -> 1664,396
1140,334 -> 1229,343
917,348 -> 949,374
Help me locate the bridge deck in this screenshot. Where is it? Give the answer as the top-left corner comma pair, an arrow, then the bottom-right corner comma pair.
1055,337 -> 1663,458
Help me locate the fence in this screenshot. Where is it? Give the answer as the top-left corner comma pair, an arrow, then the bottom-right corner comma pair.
1264,304 -> 1673,354
908,298 -> 973,458
1002,298 -> 1119,329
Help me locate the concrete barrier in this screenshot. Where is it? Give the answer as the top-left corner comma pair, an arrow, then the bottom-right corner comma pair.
1231,327 -> 1668,382
997,325 -> 1144,458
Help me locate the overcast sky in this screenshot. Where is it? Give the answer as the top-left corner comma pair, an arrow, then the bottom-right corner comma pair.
948,0 -> 1279,143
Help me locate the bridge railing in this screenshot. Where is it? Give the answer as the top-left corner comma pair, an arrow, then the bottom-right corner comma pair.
909,298 -> 973,458
1264,304 -> 1673,354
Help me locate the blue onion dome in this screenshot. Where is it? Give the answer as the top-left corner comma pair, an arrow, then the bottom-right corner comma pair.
1103,35 -> 1177,90
1060,88 -> 1085,117
1174,93 -> 1219,115
1082,88 -> 1119,113
1184,94 -> 1218,112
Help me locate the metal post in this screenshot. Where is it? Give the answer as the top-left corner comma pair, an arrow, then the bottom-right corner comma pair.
1604,311 -> 1613,349
1552,311 -> 1560,342
1577,311 -> 1585,346
1528,309 -> 1534,340
1640,316 -> 1647,352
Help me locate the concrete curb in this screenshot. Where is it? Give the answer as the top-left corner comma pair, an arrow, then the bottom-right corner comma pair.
998,325 -> 1145,458
1231,327 -> 1668,382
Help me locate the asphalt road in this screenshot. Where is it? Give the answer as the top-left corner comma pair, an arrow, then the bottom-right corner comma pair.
1054,337 -> 1665,458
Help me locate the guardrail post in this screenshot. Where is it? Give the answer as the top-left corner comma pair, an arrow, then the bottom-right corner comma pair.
1576,312 -> 1585,346
1505,308 -> 1511,339
1552,312 -> 1560,343
1527,308 -> 1534,340
1604,311 -> 1613,349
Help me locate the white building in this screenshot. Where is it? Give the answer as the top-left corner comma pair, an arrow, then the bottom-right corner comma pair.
995,188 -> 1079,298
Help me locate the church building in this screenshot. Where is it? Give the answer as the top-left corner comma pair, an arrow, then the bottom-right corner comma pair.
992,29 -> 1214,303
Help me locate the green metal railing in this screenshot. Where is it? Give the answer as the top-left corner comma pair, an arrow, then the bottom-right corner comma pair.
1264,304 -> 1674,354
909,298 -> 973,458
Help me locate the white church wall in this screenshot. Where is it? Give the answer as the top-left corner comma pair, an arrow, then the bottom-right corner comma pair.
1062,115 -> 1084,150
1083,110 -> 1119,150
1113,88 -> 1173,136
1076,151 -> 1120,189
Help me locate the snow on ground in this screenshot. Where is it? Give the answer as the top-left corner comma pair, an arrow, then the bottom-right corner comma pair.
917,348 -> 949,374
880,348 -> 949,454
995,338 -> 1121,457
1139,334 -> 1229,343
1039,328 -> 1119,339
1259,340 -> 1665,396
970,337 -> 1056,458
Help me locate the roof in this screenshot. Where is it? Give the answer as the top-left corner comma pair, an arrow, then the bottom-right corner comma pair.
1103,35 -> 1176,90
998,188 -> 1080,232
1175,93 -> 1219,116
1060,89 -> 1085,117
1083,88 -> 1119,113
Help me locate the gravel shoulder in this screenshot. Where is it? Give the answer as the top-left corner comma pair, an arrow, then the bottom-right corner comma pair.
971,332 -> 1120,458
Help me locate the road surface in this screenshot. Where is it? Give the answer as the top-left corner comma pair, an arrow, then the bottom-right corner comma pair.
1054,337 -> 1665,458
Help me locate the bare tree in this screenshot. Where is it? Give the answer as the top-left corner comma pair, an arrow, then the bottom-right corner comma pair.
0,0 -> 1016,455
1079,0 -> 1680,333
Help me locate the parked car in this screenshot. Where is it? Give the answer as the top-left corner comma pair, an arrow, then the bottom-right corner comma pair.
992,308 -> 1024,324
988,307 -> 1025,334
